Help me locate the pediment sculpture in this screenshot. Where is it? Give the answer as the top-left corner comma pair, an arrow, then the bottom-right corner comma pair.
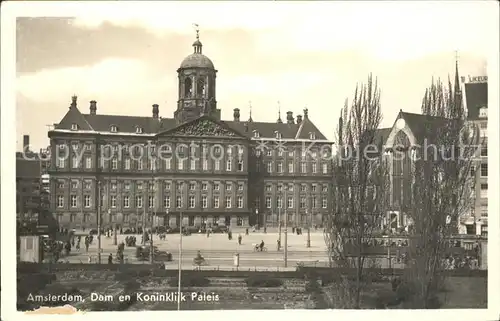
168,119 -> 237,137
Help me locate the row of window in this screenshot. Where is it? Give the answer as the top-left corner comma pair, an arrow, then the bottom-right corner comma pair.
57,180 -> 247,192
261,196 -> 328,209
58,155 -> 331,174
58,142 -> 331,161
265,183 -> 328,193
57,213 -> 248,227
58,157 -> 246,172
57,195 -> 246,209
471,164 -> 488,177
259,161 -> 329,174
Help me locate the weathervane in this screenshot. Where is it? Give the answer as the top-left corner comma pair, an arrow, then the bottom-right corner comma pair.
193,23 -> 200,40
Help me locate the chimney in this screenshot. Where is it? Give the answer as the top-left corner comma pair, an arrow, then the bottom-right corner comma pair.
70,95 -> 77,109
152,104 -> 159,119
89,100 -> 97,115
286,111 -> 294,124
23,135 -> 30,152
303,108 -> 309,119
233,108 -> 240,122
296,115 -> 303,125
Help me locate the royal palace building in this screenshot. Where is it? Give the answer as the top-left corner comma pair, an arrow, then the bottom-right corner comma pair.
47,32 -> 334,230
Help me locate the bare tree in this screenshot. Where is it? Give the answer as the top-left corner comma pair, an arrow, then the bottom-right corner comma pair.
402,76 -> 479,308
323,74 -> 390,308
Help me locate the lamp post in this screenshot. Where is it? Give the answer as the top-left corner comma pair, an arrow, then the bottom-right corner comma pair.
306,208 -> 311,248
150,142 -> 157,264
113,221 -> 117,245
284,204 -> 288,267
278,206 -> 282,245
255,208 -> 260,232
178,210 -> 183,311
97,180 -> 102,264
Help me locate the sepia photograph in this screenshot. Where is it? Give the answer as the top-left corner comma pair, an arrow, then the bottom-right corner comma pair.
1,1 -> 499,320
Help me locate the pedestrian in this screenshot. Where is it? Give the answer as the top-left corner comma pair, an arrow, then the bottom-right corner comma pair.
238,234 -> 242,245
88,255 -> 92,264
108,253 -> 113,264
277,239 -> 281,251
245,228 -> 249,235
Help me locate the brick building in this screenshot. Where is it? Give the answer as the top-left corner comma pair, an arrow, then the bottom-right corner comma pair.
463,77 -> 488,236
47,31 -> 333,230
375,64 -> 487,235
16,135 -> 51,226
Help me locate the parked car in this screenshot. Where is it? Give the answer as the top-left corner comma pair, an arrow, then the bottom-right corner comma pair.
135,245 -> 172,261
166,227 -> 180,234
212,225 -> 228,234
152,226 -> 167,234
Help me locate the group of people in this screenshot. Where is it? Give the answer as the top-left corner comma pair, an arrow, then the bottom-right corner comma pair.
124,236 -> 137,247
443,255 -> 480,270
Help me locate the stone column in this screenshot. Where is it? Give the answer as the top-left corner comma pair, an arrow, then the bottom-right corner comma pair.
475,221 -> 482,236
169,216 -> 177,228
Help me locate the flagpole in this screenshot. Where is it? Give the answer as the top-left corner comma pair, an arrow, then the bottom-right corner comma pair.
177,211 -> 182,311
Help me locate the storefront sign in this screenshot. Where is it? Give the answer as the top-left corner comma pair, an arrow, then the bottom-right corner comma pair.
461,75 -> 488,83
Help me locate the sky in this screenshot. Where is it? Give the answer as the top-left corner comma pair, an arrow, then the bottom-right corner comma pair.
13,1 -> 496,151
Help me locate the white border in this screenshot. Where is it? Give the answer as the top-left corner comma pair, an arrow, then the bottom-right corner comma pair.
2,2 -> 499,321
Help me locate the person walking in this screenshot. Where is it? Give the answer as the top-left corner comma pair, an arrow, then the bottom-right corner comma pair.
238,234 -> 242,245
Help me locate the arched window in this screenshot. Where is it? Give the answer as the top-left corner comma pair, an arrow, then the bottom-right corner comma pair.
394,130 -> 411,150
197,78 -> 206,97
184,77 -> 192,98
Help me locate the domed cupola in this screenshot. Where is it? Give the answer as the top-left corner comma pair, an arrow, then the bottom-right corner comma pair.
175,25 -> 219,124
179,38 -> 215,70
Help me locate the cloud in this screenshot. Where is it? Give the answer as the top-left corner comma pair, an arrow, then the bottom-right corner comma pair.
17,58 -> 173,103
220,72 -> 331,96
68,1 -> 493,60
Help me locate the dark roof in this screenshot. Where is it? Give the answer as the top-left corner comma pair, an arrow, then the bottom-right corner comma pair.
180,53 -> 215,69
465,83 -> 487,120
54,105 -> 329,140
399,111 -> 456,143
17,158 -> 41,178
84,114 -> 176,134
225,116 -> 327,140
373,128 -> 391,145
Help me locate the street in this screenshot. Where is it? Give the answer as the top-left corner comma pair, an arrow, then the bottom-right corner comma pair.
64,231 -> 330,268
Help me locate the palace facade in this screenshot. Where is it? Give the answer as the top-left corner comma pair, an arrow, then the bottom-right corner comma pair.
47,32 -> 333,230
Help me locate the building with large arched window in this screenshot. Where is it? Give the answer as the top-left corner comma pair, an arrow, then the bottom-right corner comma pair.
376,69 -> 487,236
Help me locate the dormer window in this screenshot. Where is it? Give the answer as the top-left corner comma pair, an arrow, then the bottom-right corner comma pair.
309,132 -> 316,140
275,131 -> 282,139
253,130 -> 260,138
110,125 -> 118,133
71,123 -> 78,131
136,126 -> 144,134
479,106 -> 488,118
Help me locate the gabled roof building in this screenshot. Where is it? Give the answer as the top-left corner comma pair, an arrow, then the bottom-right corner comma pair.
47,30 -> 333,230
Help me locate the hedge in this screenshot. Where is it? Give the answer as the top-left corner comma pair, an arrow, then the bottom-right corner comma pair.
167,275 -> 210,287
245,276 -> 283,288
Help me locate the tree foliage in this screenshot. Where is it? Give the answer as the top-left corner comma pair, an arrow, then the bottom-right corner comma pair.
324,74 -> 390,308
402,76 -> 479,308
